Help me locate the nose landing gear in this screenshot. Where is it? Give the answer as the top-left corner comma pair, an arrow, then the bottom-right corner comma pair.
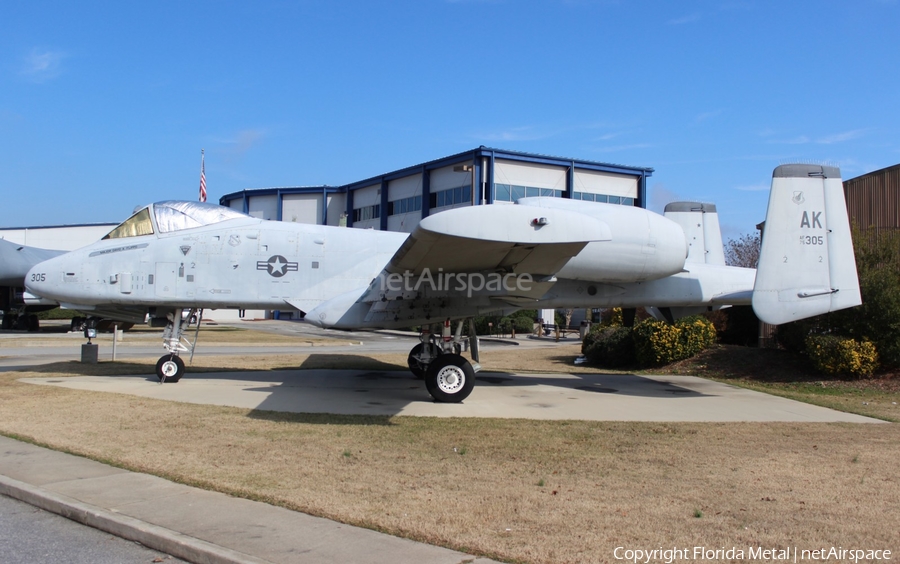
155,308 -> 201,384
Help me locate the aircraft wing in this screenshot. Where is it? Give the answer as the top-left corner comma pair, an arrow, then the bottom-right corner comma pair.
355,205 -> 610,323
0,238 -> 66,286
385,204 -> 610,277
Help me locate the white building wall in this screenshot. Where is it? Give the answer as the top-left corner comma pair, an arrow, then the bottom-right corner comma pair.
389,174 -> 423,200
430,165 -> 472,191
353,184 -> 380,207
282,193 -> 322,225
385,174 -> 423,233
494,160 -> 567,191
351,184 -> 381,229
0,225 -> 115,250
247,195 -> 278,220
574,170 -> 637,198
326,193 -> 346,226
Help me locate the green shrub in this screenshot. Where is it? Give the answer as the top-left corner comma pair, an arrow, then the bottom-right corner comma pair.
805,335 -> 879,378
777,227 -> 900,372
599,307 -> 623,327
633,316 -> 717,366
471,310 -> 536,336
583,326 -> 635,367
36,308 -> 78,320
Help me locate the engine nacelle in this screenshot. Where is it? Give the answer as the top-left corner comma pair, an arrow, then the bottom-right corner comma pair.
517,197 -> 687,282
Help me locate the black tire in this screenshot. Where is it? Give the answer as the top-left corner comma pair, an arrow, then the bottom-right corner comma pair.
156,355 -> 185,383
27,314 -> 39,332
424,354 -> 475,403
407,343 -> 428,379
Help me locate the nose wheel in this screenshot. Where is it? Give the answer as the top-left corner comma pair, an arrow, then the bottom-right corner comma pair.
156,355 -> 185,383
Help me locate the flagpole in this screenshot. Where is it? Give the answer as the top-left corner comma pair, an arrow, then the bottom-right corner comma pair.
199,149 -> 207,203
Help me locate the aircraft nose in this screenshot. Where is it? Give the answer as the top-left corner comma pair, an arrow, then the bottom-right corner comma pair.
22,263 -> 58,305
24,262 -> 55,300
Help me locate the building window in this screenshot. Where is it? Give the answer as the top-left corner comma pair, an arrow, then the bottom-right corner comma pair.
388,195 -> 422,216
494,183 -> 563,202
429,185 -> 471,209
573,192 -> 634,206
352,204 -> 380,222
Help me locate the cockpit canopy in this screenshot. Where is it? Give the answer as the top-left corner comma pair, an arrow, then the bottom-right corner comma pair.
102,201 -> 250,240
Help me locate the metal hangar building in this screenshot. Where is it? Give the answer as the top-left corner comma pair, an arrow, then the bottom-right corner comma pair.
219,147 -> 653,232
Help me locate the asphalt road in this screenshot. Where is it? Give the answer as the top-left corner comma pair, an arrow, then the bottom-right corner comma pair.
0,494 -> 185,564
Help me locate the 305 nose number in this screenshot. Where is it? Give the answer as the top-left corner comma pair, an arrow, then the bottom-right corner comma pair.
800,236 -> 824,246
29,273 -> 46,282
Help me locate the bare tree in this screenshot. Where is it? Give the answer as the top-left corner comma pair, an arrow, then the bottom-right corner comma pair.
724,233 -> 761,268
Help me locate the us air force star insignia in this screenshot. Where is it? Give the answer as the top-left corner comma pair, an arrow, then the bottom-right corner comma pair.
256,255 -> 299,278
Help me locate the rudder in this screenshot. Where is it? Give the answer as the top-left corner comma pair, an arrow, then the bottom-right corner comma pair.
664,202 -> 726,265
752,164 -> 861,325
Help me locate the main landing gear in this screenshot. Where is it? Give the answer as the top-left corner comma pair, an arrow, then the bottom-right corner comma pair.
155,308 -> 202,384
407,319 -> 480,403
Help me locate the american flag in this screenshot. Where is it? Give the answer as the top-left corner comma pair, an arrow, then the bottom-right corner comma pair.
199,150 -> 207,202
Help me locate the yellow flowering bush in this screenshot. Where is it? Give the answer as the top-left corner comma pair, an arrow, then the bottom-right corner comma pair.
633,316 -> 717,366
805,335 -> 879,378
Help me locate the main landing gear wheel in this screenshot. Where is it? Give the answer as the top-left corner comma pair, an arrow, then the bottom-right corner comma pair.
156,355 -> 185,383
425,354 -> 475,403
407,343 -> 428,380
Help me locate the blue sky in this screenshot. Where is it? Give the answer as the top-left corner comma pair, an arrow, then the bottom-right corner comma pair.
2,0 -> 898,240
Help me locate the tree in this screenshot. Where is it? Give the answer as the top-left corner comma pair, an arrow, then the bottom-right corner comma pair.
777,227 -> 900,371
724,232 -> 760,268
721,232 -> 762,345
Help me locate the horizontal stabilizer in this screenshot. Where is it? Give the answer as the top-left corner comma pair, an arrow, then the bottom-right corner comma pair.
752,164 -> 862,325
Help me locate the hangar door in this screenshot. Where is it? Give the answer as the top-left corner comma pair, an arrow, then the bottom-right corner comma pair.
282,194 -> 323,225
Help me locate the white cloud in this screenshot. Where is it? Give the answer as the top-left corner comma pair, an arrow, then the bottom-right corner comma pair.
211,128 -> 268,163
767,128 -> 872,145
768,135 -> 811,145
694,109 -> 724,123
648,183 -> 682,214
815,128 -> 871,144
21,49 -> 66,82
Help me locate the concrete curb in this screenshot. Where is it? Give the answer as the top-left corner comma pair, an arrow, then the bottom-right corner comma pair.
0,473 -> 272,564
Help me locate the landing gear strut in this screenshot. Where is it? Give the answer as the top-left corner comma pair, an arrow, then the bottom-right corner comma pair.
155,308 -> 201,384
408,319 -> 480,403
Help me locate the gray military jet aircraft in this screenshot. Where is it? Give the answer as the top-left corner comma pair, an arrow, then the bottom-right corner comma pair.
23,164 -> 861,402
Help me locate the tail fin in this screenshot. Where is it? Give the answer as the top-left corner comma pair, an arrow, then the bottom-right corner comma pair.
752,164 -> 861,325
664,202 -> 726,265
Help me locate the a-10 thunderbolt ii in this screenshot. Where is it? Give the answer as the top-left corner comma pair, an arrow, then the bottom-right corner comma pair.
23,164 -> 861,403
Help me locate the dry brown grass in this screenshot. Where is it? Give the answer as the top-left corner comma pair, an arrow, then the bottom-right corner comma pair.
0,350 -> 898,563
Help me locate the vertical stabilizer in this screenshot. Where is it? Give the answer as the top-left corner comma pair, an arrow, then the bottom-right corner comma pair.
752,164 -> 861,325
664,202 -> 726,265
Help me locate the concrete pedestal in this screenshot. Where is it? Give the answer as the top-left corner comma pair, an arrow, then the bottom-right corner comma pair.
81,343 -> 98,364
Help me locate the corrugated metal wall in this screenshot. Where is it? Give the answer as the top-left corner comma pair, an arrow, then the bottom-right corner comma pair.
843,163 -> 900,234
